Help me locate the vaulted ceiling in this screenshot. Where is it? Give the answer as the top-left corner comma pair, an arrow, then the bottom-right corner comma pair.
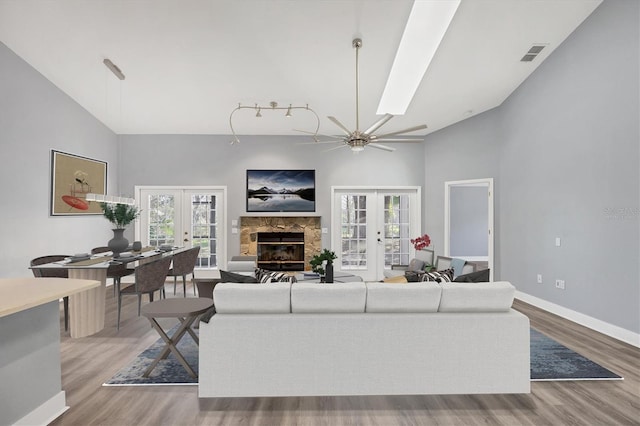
0,0 -> 602,139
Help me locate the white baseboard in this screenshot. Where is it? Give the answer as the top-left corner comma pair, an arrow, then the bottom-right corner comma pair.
516,291 -> 640,348
13,391 -> 68,426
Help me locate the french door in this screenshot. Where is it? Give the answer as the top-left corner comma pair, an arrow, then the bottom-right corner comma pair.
135,186 -> 226,277
332,187 -> 421,281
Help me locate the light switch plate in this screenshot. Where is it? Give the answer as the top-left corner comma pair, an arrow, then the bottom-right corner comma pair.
555,237 -> 561,247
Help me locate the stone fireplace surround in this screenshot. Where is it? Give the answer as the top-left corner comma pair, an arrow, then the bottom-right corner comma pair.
239,216 -> 322,271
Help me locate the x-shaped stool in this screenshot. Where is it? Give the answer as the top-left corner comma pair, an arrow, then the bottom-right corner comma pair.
141,298 -> 214,378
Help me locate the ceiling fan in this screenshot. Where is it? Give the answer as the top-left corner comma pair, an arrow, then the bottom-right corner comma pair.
299,38 -> 427,153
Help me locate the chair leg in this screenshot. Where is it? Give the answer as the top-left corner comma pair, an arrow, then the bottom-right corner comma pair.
63,296 -> 69,331
173,276 -> 178,295
193,273 -> 197,296
182,275 -> 187,297
117,293 -> 122,331
137,294 -> 142,316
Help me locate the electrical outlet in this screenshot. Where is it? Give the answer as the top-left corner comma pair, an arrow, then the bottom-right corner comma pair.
555,279 -> 565,290
537,274 -> 543,284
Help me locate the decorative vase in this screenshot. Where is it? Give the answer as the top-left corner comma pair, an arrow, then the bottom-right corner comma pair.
132,241 -> 142,252
108,228 -> 129,258
325,261 -> 334,283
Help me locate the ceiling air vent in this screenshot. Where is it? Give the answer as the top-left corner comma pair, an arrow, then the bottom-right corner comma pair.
520,44 -> 547,62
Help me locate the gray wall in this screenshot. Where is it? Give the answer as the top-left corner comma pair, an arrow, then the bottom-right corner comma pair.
118,135 -> 426,256
426,0 -> 639,333
450,185 -> 488,257
0,42 -> 120,278
424,108 -> 502,262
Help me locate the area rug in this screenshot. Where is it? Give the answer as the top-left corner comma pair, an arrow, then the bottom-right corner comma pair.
529,328 -> 622,381
104,327 -> 622,386
104,325 -> 199,386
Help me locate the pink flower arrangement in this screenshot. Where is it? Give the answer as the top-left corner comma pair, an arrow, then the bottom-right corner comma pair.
411,234 -> 431,251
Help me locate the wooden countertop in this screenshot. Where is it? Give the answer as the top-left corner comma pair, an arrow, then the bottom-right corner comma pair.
0,277 -> 100,318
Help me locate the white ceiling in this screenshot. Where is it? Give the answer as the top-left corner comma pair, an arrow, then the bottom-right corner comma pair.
0,0 -> 602,138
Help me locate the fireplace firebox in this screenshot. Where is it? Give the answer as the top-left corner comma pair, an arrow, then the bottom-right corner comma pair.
257,232 -> 305,271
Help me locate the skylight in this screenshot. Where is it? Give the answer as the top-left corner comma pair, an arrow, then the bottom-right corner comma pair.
376,0 -> 461,115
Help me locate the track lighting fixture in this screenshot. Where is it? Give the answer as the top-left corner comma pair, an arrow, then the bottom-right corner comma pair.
229,101 -> 319,144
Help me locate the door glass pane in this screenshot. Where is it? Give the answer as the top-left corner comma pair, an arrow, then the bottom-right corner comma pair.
383,195 -> 410,268
340,195 -> 367,270
147,194 -> 175,247
191,194 -> 218,268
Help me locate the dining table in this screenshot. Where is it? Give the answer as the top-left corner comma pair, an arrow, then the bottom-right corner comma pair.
30,246 -> 185,338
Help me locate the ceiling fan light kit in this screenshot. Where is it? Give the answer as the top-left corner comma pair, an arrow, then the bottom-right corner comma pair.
229,101 -> 319,144
319,38 -> 428,153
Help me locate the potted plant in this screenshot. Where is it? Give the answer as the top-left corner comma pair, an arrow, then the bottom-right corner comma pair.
100,202 -> 140,257
309,249 -> 337,283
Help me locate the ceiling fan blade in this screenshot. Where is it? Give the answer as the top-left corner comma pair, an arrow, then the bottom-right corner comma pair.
297,140 -> 343,145
328,116 -> 353,136
325,144 -> 350,152
368,143 -> 396,152
293,129 -> 342,139
363,113 -> 394,135
372,138 -> 424,143
374,124 -> 428,139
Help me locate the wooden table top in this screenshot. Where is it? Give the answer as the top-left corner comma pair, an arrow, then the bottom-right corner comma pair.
141,297 -> 214,318
0,277 -> 100,318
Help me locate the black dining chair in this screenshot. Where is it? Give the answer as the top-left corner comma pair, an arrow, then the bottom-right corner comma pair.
91,246 -> 135,296
168,246 -> 201,297
117,255 -> 172,330
30,255 -> 71,331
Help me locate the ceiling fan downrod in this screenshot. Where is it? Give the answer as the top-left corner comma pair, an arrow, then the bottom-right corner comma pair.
353,38 -> 362,133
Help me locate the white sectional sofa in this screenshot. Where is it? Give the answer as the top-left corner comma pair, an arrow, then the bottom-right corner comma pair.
199,281 -> 530,398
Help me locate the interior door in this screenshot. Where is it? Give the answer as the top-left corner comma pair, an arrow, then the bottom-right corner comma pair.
444,178 -> 494,280
332,187 -> 420,281
136,186 -> 226,277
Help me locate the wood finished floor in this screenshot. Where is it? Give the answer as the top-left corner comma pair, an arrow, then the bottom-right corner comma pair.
51,283 -> 640,426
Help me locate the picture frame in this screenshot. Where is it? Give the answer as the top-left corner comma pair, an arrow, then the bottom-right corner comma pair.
246,169 -> 315,212
50,150 -> 107,216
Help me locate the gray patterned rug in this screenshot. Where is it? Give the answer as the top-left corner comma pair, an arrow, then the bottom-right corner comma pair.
103,327 -> 622,386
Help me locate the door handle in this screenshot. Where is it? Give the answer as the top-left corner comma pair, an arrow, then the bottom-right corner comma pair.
183,238 -> 189,242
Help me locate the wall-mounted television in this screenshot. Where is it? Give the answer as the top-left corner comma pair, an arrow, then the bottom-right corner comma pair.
246,169 -> 315,212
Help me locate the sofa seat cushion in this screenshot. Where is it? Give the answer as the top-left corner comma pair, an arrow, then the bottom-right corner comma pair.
291,282 -> 366,313
438,281 -> 515,312
365,282 -> 442,313
214,282 -> 291,313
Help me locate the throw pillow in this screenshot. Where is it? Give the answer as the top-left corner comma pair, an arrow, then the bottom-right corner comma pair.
404,271 -> 422,282
255,268 -> 297,283
453,269 -> 490,283
407,258 -> 426,272
420,268 -> 454,283
383,275 -> 408,283
219,270 -> 258,283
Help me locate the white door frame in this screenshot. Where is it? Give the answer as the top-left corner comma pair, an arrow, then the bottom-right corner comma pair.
135,185 -> 227,277
331,186 -> 421,281
444,178 -> 494,281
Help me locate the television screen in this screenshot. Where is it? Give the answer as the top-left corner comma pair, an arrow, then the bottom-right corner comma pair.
246,169 -> 315,212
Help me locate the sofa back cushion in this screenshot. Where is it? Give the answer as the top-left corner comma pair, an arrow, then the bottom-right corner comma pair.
365,282 -> 441,313
291,282 -> 366,313
438,281 -> 515,312
214,282 -> 291,313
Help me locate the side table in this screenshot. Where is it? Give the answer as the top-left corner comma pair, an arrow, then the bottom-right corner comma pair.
140,298 -> 214,378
